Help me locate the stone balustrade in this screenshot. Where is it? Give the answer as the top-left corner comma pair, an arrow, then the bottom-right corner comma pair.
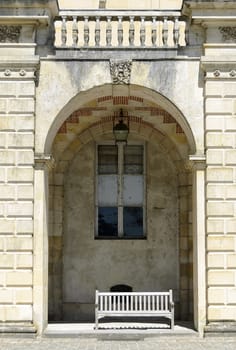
54,10 -> 187,48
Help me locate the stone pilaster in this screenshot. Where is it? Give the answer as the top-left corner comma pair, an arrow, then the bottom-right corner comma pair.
33,154 -> 54,334
190,155 -> 206,336
202,54 -> 236,329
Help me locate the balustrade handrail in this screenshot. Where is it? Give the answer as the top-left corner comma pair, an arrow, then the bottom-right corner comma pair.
58,9 -> 181,19
55,9 -> 187,49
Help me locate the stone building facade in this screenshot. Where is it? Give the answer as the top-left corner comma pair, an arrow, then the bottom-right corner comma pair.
0,0 -> 236,336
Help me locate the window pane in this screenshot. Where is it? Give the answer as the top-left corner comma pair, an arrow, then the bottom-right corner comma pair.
123,175 -> 143,205
124,146 -> 143,174
98,175 -> 118,205
98,145 -> 118,174
98,207 -> 118,236
123,207 -> 143,237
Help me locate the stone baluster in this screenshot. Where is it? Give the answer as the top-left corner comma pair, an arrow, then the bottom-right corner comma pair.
84,16 -> 89,46
61,16 -> 67,46
72,16 -> 78,47
140,16 -> 146,46
162,16 -> 168,46
173,17 -> 180,46
117,16 -> 123,46
185,19 -> 190,46
151,16 -> 157,46
106,16 -> 112,46
95,16 -> 100,46
129,16 -> 135,46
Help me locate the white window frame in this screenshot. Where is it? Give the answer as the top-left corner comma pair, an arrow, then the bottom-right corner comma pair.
95,141 -> 146,239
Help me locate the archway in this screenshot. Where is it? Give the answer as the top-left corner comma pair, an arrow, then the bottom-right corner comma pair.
46,86 -> 194,325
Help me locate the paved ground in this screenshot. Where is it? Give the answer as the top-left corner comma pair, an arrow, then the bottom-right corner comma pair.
0,335 -> 236,350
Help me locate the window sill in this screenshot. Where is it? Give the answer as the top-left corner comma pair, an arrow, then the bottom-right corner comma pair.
95,236 -> 147,240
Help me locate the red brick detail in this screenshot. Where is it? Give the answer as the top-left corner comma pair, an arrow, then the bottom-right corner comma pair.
135,107 -> 153,112
97,96 -> 113,103
176,124 -> 184,134
58,122 -> 67,134
129,96 -> 143,103
151,108 -> 169,116
67,115 -> 80,123
163,114 -> 176,124
113,96 -> 129,105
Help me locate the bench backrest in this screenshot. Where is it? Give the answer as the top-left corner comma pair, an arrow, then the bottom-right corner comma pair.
95,290 -> 173,313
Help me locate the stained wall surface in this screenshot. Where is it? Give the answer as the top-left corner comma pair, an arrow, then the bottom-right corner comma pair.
62,139 -> 179,320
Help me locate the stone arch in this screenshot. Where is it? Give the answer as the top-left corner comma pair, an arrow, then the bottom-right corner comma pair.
48,110 -> 193,323
44,84 -> 197,156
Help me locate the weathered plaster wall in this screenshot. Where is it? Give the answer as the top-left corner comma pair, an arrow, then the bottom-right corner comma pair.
62,138 -> 179,321
36,60 -> 203,155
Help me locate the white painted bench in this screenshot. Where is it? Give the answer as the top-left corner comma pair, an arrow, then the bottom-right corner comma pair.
95,290 -> 174,329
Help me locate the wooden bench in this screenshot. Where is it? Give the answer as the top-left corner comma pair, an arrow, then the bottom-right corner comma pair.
95,290 -> 174,329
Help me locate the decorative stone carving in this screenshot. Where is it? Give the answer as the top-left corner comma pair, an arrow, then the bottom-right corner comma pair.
219,27 -> 236,42
4,69 -> 11,76
0,25 -> 21,43
213,70 -> 221,77
230,70 -> 236,77
19,69 -> 26,76
110,60 -> 132,84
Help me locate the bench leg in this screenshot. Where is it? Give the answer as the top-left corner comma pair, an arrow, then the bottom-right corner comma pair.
95,318 -> 98,330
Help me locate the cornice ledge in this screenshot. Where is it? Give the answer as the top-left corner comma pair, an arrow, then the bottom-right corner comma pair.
201,55 -> 236,72
189,154 -> 206,170
0,15 -> 50,26
0,55 -> 40,68
34,153 -> 55,171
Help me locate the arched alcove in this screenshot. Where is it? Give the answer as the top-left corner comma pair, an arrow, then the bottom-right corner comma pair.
47,86 -> 195,323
